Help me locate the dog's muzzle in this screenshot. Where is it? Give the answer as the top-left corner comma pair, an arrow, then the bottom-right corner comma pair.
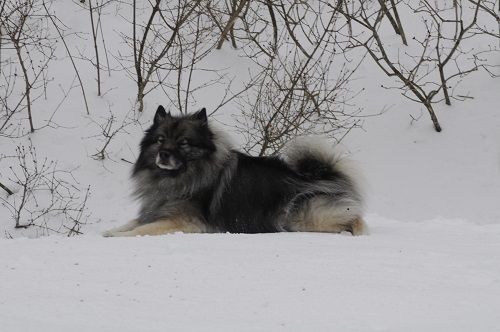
156,152 -> 183,170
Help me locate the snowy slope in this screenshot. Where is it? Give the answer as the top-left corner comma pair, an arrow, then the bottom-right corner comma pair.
2,217 -> 500,332
344,69 -> 500,225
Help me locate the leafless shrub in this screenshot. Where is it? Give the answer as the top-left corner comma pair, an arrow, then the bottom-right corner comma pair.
0,141 -> 90,236
215,0 -> 250,50
0,58 -> 22,137
112,0 -> 253,117
160,4 -> 229,114
231,1 -> 364,155
0,0 -> 90,134
43,1 -> 91,115
0,0 -> 57,133
73,0 -> 114,97
411,0 -> 499,105
84,107 -> 137,161
335,0 -> 499,132
116,0 -> 205,112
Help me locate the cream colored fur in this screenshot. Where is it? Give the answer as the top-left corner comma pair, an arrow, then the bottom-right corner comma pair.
103,217 -> 209,237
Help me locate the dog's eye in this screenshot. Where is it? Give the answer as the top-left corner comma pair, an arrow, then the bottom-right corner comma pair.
178,138 -> 189,149
156,136 -> 165,143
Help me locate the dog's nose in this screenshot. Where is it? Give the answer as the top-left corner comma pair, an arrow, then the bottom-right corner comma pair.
159,150 -> 171,160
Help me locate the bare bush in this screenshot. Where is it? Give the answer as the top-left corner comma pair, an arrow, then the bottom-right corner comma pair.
411,0 -> 499,105
0,0 -> 90,134
73,0 -> 114,97
84,107 -> 137,161
44,1 -> 90,114
231,1 -> 364,155
336,0 -> 499,132
215,0 -> 250,50
111,0 -> 253,118
117,0 -> 205,112
0,141 -> 90,236
0,0 -> 57,133
110,1 -> 369,155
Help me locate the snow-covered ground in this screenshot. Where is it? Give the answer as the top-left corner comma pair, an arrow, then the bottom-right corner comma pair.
2,217 -> 500,332
1,1 -> 499,331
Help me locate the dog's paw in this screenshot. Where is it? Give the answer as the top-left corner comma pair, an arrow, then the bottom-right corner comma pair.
102,230 -> 116,237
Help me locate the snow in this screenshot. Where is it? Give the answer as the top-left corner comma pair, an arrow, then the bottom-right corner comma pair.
1,1 -> 500,331
344,76 -> 500,224
2,217 -> 500,331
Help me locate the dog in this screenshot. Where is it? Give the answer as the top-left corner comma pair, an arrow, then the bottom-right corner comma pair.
103,106 -> 367,237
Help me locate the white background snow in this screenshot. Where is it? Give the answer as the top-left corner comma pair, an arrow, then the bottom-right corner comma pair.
1,1 -> 499,331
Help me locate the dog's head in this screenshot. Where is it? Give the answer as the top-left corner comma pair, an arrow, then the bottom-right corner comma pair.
135,106 -> 216,175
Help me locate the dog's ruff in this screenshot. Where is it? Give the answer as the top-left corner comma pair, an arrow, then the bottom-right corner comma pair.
104,106 -> 367,237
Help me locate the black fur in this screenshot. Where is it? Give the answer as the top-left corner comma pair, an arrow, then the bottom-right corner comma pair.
211,153 -> 299,233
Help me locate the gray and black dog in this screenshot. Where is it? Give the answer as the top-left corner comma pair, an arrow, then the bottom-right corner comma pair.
104,106 -> 367,237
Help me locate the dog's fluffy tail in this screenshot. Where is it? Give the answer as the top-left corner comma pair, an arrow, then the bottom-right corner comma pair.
283,137 -> 368,235
283,137 -> 364,188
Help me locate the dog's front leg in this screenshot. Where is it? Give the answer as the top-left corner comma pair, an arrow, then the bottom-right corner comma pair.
102,220 -> 140,237
103,217 -> 207,237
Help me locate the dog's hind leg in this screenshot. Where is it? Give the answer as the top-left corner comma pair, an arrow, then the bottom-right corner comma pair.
349,217 -> 368,236
288,196 -> 368,235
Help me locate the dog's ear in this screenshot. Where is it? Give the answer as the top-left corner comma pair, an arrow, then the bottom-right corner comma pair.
154,105 -> 171,125
193,108 -> 208,124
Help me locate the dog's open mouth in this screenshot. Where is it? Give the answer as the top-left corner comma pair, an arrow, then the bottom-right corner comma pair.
156,155 -> 183,170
